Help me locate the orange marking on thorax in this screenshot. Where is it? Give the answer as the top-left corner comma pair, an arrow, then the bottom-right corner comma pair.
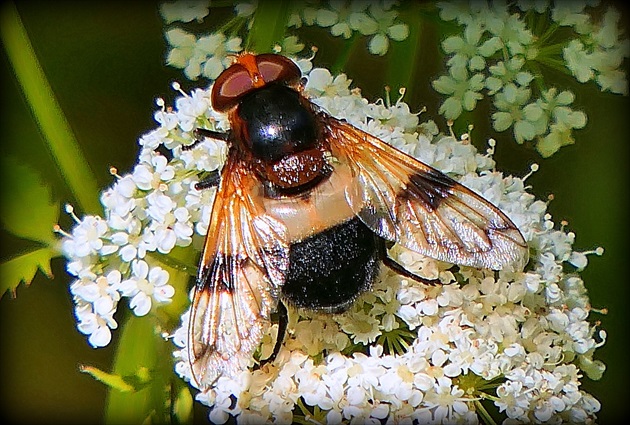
237,53 -> 265,88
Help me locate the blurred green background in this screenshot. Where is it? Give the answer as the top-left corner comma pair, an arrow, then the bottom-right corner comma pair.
1,2 -> 628,424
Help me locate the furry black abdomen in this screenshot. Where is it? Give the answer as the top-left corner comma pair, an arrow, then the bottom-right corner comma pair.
281,217 -> 382,313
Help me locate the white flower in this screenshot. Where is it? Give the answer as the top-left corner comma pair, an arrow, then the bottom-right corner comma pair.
74,302 -> 116,348
164,26 -> 243,81
145,190 -> 176,223
337,309 -> 381,345
154,103 -> 180,131
62,215 -> 109,258
132,154 -> 175,191
118,260 -> 174,316
100,175 -> 136,218
139,126 -> 172,151
423,377 -> 469,422
304,67 -> 352,98
111,222 -> 156,262
160,0 -> 210,24
172,90 -> 209,130
71,270 -> 121,317
234,2 -> 256,18
178,138 -> 226,172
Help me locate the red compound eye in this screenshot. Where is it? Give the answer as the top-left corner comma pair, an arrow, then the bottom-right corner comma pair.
211,54 -> 302,112
211,64 -> 253,112
255,54 -> 301,86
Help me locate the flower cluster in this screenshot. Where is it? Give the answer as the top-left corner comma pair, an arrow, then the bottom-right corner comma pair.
554,3 -> 630,94
159,0 -> 210,24
287,0 -> 409,55
165,28 -> 243,81
70,61 -> 604,423
433,0 -> 628,157
161,0 -> 243,80
61,87 -> 229,347
160,0 -> 410,81
159,0 -> 628,158
60,53 -> 606,421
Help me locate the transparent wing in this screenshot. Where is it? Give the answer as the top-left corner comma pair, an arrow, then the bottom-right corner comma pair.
325,117 -> 528,272
188,151 -> 289,387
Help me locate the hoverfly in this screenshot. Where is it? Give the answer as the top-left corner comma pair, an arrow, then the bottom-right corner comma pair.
186,53 -> 528,387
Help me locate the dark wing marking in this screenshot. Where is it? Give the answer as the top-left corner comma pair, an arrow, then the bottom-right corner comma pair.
324,116 -> 528,272
188,150 -> 289,387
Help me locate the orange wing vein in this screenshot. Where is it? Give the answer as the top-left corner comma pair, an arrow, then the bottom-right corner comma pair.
324,116 -> 528,272
188,151 -> 289,387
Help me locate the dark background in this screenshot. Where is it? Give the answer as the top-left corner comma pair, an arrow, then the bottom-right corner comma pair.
1,2 -> 628,424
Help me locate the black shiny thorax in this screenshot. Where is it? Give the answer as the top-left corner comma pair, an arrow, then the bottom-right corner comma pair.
235,84 -> 320,162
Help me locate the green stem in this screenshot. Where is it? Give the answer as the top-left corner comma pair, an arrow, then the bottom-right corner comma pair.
146,250 -> 198,277
536,42 -> 567,58
245,0 -> 292,53
533,56 -> 572,76
536,22 -> 560,46
105,315 -> 174,424
386,1 -> 424,101
526,60 -> 548,94
475,399 -> 499,425
331,34 -> 359,75
296,397 -> 311,417
0,2 -> 101,215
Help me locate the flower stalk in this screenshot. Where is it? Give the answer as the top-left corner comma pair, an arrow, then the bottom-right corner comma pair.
245,0 -> 292,53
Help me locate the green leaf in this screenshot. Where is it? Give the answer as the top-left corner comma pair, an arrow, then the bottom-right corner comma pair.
0,3 -> 101,214
80,365 -> 137,393
105,315 -> 175,425
172,386 -> 194,425
0,247 -> 56,297
246,0 -> 292,53
0,156 -> 59,245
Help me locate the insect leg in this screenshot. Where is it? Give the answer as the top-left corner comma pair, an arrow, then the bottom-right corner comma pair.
377,239 -> 440,286
194,169 -> 221,190
382,255 -> 441,286
182,128 -> 231,151
187,128 -> 228,189
194,128 -> 231,142
265,301 -> 288,364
